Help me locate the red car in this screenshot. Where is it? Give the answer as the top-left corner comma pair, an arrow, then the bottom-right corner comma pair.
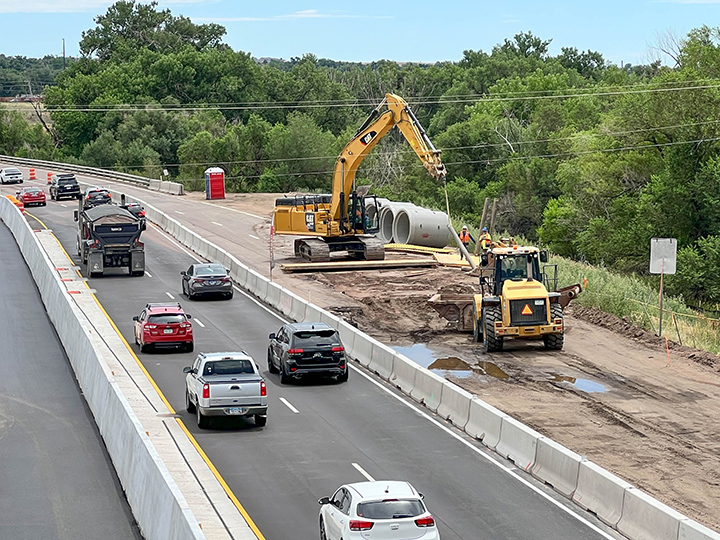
133,302 -> 194,353
16,187 -> 46,207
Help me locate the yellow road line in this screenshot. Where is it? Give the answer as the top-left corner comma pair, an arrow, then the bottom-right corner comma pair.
24,210 -> 50,231
33,220 -> 266,540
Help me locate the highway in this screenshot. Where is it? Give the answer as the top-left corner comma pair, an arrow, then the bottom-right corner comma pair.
12,190 -> 625,540
0,222 -> 142,540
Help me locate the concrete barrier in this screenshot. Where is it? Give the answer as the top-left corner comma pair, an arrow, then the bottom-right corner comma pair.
495,417 -> 543,471
531,438 -> 584,498
679,520 -> 720,540
352,334 -> 374,367
336,320 -> 357,357
409,369 -> 445,412
436,383 -> 472,429
389,353 -> 418,394
572,460 -> 633,527
369,342 -> 395,380
245,272 -> 258,296
320,310 -> 342,330
465,398 -> 507,449
253,273 -> 268,300
617,487 -> 687,540
149,179 -> 161,190
303,303 -> 324,324
265,283 -> 282,309
289,294 -> 307,322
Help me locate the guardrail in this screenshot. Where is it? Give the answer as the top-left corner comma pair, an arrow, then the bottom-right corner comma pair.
0,154 -> 185,195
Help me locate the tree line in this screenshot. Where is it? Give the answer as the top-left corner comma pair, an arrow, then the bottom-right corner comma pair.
1,0 -> 719,307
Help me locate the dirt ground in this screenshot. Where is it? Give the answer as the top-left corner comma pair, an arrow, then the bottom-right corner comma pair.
198,192 -> 720,531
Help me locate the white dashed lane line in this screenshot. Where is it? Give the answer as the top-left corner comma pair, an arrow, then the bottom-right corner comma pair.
279,397 -> 299,414
145,271 -> 153,278
165,292 -> 175,299
352,463 -> 375,482
211,221 -> 223,227
249,234 -> 260,240
60,203 -> 67,207
175,210 -> 184,215
194,319 -> 206,328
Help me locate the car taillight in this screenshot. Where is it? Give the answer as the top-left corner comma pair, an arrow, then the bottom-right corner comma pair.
332,346 -> 345,352
221,277 -> 231,282
260,381 -> 267,396
180,323 -> 191,329
288,348 -> 303,355
145,324 -> 157,329
202,384 -> 209,399
132,239 -> 144,248
415,516 -> 435,528
90,239 -> 100,248
349,520 -> 374,532
139,210 -> 145,217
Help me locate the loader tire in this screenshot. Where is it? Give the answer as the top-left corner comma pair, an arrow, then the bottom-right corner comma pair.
482,306 -> 503,353
543,304 -> 565,351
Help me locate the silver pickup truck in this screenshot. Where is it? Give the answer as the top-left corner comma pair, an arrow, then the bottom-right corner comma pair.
183,352 -> 268,428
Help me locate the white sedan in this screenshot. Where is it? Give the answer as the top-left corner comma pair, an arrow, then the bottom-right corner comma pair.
0,167 -> 24,184
319,481 -> 440,540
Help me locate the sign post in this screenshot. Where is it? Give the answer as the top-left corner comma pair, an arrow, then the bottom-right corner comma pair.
649,238 -> 677,337
269,223 -> 275,281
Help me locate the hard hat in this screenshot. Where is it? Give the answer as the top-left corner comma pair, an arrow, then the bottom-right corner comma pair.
462,225 -> 468,230
482,227 -> 488,232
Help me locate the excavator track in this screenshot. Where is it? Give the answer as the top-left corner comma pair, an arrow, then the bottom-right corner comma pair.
358,236 -> 385,261
294,238 -> 331,263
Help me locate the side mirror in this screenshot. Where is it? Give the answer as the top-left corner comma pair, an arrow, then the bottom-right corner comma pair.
269,333 -> 276,340
180,271 -> 186,276
318,497 -> 330,506
73,210 -> 78,222
540,250 -> 549,263
182,366 -> 193,374
15,191 -> 20,195
480,253 -> 489,266
186,314 -> 192,319
132,316 -> 139,322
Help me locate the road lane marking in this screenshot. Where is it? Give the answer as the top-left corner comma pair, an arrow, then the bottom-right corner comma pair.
175,210 -> 185,214
194,319 -> 206,328
145,271 -> 153,278
24,211 -> 50,230
199,200 -> 264,220
211,221 -> 223,227
166,292 -> 175,299
279,397 -> 299,414
249,234 -> 260,240
352,463 -> 375,482
60,203 -> 67,207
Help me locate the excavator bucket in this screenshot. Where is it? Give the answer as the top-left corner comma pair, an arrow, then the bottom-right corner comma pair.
428,293 -> 476,332
557,284 -> 582,308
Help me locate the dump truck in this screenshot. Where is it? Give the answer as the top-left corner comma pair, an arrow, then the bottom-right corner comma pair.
74,201 -> 145,277
429,239 -> 581,352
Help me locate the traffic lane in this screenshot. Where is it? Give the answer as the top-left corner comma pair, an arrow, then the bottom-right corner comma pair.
35,202 -> 620,540
0,223 -> 142,540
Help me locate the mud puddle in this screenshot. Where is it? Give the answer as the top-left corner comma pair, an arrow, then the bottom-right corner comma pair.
550,374 -> 608,393
393,344 -> 508,380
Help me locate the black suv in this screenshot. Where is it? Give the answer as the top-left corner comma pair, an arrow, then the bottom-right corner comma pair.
49,173 -> 81,201
268,322 -> 348,383
82,186 -> 112,209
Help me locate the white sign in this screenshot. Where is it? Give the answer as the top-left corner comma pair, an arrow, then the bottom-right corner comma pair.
650,238 -> 677,275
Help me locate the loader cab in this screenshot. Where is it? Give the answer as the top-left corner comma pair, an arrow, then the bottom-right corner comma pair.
481,251 -> 543,295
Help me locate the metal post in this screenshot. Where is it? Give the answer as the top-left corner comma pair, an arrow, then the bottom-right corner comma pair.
269,223 -> 275,281
489,198 -> 498,234
475,197 -> 490,255
658,257 -> 665,337
448,224 -> 476,269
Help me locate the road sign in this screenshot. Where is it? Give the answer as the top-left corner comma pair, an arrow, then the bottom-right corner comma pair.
650,238 -> 677,275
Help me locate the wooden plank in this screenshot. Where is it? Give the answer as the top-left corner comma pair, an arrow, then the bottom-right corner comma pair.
434,252 -> 481,268
281,258 -> 438,273
384,243 -> 454,254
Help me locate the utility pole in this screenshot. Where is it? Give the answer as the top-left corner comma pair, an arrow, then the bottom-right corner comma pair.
62,38 -> 66,69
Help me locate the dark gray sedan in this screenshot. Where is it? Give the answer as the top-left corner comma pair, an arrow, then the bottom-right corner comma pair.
181,263 -> 233,299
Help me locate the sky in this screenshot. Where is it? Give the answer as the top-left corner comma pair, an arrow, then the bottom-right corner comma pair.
0,0 -> 718,66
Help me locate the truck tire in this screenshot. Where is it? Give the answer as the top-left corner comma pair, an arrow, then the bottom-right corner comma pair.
543,304 -> 565,350
472,303 -> 483,343
185,391 -> 196,413
130,270 -> 144,277
267,350 -> 279,374
483,306 -> 504,353
197,406 -> 209,429
185,342 -> 194,353
254,414 -> 267,427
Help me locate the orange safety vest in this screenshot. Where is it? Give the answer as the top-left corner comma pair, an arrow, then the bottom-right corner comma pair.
480,232 -> 491,248
459,230 -> 470,243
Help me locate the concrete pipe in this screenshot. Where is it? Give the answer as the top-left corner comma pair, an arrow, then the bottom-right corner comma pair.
379,202 -> 417,244
365,197 -> 389,232
392,207 -> 450,248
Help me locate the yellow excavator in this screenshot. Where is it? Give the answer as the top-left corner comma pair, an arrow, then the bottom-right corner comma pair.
273,93 -> 446,262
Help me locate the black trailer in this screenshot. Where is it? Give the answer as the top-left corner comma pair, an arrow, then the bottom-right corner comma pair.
74,202 -> 145,277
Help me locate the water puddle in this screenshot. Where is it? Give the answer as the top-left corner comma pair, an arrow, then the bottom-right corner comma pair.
393,344 -> 508,380
550,374 -> 608,393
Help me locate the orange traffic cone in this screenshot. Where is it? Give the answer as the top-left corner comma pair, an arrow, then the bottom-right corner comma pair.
29,168 -> 36,180
47,171 -> 53,185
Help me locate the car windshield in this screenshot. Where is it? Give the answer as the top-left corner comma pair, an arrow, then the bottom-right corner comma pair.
499,255 -> 529,281
202,359 -> 255,376
195,265 -> 226,276
356,499 -> 425,520
5,168 -> 20,174
292,329 -> 340,347
25,188 -> 42,194
59,178 -> 76,185
148,313 -> 185,324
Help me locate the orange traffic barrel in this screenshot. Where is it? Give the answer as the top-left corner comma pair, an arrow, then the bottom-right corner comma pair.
6,195 -> 25,214
47,171 -> 53,184
29,168 -> 36,180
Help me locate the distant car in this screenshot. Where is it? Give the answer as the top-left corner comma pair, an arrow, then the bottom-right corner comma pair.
267,322 -> 348,383
49,173 -> 81,200
181,263 -> 233,300
0,167 -> 24,184
183,352 -> 268,428
133,302 -> 193,353
122,201 -> 145,219
82,187 -> 112,209
16,187 -> 46,207
318,481 -> 439,540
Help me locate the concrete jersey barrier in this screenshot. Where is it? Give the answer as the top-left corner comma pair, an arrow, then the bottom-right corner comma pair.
495,416 -> 543,471
530,437 -> 584,498
465,398 -> 507,449
617,487 -> 687,540
573,460 -> 633,527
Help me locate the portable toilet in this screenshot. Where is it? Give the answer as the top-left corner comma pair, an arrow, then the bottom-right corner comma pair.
204,167 -> 226,200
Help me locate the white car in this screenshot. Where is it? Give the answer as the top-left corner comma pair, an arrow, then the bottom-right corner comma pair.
0,167 -> 24,184
318,481 -> 440,540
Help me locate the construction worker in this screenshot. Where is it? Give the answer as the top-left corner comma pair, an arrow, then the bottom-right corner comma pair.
479,227 -> 492,251
458,225 -> 474,251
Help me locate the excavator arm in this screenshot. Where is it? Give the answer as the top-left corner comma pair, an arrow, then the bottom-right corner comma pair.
329,93 -> 446,220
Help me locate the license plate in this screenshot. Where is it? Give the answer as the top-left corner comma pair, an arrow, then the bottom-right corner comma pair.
163,329 -> 173,334
228,407 -> 245,415
207,280 -> 219,285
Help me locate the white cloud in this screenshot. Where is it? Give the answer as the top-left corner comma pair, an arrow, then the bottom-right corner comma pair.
200,9 -> 391,22
0,0 -> 215,14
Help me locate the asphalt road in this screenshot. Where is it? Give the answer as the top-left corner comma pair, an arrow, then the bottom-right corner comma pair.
9,190 -> 624,540
0,222 -> 142,540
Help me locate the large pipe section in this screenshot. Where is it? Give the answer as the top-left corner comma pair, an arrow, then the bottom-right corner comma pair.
378,202 -> 416,243
365,197 -> 389,231
392,206 -> 450,248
